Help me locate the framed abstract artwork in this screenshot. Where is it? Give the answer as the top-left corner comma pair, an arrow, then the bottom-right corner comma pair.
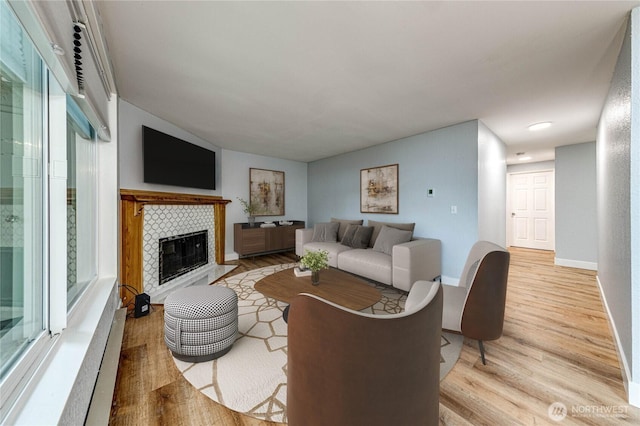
250,168 -> 285,216
360,164 -> 398,214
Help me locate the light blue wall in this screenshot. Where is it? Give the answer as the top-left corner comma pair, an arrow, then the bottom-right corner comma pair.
221,150 -> 308,259
118,100 -> 309,260
478,121 -> 507,245
308,120 -> 484,283
555,142 -> 597,267
118,100 -> 222,196
597,8 -> 640,405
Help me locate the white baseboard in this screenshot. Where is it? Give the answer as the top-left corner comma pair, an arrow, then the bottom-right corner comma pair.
225,252 -> 239,261
554,257 -> 598,271
630,380 -> 640,408
86,308 -> 126,424
596,275 -> 640,408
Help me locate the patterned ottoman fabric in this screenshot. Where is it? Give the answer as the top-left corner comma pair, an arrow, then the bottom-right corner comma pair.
164,285 -> 238,362
164,306 -> 238,332
164,319 -> 237,346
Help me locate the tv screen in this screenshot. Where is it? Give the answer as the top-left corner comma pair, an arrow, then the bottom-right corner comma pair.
143,126 -> 216,190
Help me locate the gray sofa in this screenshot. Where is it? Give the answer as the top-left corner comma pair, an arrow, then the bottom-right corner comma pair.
295,218 -> 441,292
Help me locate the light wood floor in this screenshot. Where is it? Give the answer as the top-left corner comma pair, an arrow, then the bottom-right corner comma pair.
109,248 -> 640,425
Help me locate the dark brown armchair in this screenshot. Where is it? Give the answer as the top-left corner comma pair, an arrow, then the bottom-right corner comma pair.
442,241 -> 510,364
286,280 -> 443,426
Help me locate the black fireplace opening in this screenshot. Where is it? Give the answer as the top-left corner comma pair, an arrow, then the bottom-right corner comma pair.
159,230 -> 208,284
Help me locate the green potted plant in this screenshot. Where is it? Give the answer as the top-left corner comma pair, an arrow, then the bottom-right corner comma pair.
237,197 -> 260,227
299,249 -> 329,285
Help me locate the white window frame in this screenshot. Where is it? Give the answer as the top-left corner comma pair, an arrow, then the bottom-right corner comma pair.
0,9 -> 101,420
49,74 -> 69,333
0,50 -> 51,421
2,1 -> 118,423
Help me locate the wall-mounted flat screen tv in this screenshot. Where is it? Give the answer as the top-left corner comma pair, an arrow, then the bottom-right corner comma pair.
143,125 -> 216,190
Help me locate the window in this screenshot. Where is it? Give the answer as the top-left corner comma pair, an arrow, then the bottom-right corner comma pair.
0,0 -> 46,381
66,97 -> 97,308
0,0 -> 99,417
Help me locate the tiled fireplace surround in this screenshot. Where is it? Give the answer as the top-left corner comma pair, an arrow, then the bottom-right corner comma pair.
143,204 -> 217,301
120,190 -> 232,306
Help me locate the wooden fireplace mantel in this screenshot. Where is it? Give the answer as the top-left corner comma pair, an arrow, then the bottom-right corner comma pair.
120,189 -> 231,306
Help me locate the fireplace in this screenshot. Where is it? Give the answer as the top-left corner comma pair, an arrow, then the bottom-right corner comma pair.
159,230 -> 208,284
120,190 -> 231,306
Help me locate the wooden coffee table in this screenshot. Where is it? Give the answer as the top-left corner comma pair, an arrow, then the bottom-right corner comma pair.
255,267 -> 381,311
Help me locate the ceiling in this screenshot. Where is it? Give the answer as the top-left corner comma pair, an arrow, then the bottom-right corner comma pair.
96,1 -> 639,164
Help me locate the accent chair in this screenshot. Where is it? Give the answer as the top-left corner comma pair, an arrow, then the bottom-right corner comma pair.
442,240 -> 510,365
286,280 -> 443,426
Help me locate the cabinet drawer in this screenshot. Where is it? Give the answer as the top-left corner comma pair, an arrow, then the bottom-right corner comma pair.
283,226 -> 301,248
241,229 -> 266,254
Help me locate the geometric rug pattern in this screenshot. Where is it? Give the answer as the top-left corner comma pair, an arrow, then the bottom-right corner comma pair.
172,264 -> 463,423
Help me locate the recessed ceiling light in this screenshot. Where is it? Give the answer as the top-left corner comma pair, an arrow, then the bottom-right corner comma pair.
528,122 -> 552,131
518,156 -> 532,161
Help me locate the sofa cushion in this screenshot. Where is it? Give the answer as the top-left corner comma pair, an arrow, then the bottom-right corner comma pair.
302,242 -> 352,268
331,218 -> 364,241
338,249 -> 392,285
373,225 -> 413,255
367,220 -> 415,247
341,225 -> 374,249
311,222 -> 340,242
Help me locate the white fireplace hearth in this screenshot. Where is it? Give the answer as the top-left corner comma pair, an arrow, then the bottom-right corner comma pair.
149,263 -> 236,303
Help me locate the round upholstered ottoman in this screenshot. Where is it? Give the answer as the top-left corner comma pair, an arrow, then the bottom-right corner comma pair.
164,285 -> 238,362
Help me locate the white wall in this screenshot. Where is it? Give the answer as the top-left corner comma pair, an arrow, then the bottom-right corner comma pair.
221,150 -> 308,259
507,160 -> 555,174
632,8 -> 640,408
597,7 -> 640,407
478,121 -> 507,246
307,120 -> 501,283
118,100 -> 222,196
555,142 -> 597,269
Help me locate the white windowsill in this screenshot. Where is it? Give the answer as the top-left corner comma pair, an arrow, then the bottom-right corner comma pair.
7,276 -> 118,425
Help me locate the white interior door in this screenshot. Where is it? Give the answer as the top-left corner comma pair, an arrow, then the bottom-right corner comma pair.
508,171 -> 555,250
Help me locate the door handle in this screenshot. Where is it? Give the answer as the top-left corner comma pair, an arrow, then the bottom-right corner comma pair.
511,212 -> 516,217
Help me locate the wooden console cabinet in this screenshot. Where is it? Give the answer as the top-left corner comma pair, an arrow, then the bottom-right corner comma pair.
234,221 -> 305,257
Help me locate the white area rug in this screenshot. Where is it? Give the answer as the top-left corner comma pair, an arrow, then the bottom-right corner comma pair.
172,264 -> 463,423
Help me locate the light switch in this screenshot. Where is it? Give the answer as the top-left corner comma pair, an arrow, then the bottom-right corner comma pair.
450,205 -> 457,214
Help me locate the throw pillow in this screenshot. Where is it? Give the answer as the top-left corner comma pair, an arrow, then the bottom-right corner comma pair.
341,224 -> 373,249
340,224 -> 358,247
368,220 -> 415,247
331,218 -> 364,241
350,225 -> 374,249
372,225 -> 413,255
311,222 -> 340,242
